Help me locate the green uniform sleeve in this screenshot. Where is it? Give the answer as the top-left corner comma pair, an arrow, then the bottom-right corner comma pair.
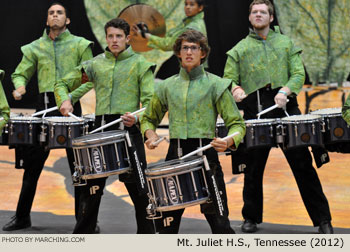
223,50 -> 240,89
11,45 -> 37,89
139,68 -> 155,109
0,76 -> 10,131
216,89 -> 246,148
79,41 -> 93,63
140,92 -> 167,137
342,94 -> 350,125
285,44 -> 305,95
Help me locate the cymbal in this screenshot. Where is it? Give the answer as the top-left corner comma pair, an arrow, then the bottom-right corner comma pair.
118,4 -> 166,52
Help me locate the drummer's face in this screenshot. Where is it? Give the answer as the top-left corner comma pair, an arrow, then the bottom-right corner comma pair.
178,40 -> 205,72
106,27 -> 130,57
184,0 -> 203,17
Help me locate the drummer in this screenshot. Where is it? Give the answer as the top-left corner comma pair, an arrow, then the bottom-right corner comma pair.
141,29 -> 245,234
54,18 -> 156,234
223,0 -> 333,234
0,70 -> 10,133
2,3 -> 93,232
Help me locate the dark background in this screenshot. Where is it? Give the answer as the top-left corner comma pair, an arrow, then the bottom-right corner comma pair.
0,0 -> 280,109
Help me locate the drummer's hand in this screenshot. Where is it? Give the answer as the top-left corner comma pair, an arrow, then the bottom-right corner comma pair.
60,100 -> 73,116
232,86 -> 247,102
121,112 -> 137,127
145,129 -> 160,150
274,87 -> 290,108
12,86 -> 26,100
211,137 -> 234,152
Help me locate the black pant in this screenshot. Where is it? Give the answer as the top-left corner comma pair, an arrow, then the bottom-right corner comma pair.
14,93 -> 82,220
72,114 -> 155,234
239,87 -> 331,226
154,139 -> 235,234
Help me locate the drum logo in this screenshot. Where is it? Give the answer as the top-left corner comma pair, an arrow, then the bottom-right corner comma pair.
166,177 -> 179,204
91,148 -> 103,173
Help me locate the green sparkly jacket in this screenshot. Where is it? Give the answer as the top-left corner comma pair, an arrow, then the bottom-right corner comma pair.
141,65 -> 245,148
55,46 -> 155,116
224,27 -> 305,95
12,29 -> 93,93
0,70 -> 10,132
147,12 -> 207,51
342,94 -> 350,125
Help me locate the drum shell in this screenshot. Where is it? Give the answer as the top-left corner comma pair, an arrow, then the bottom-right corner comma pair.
145,157 -> 209,212
72,131 -> 131,180
46,121 -> 85,149
215,123 -> 228,138
322,115 -> 350,144
8,120 -> 42,145
244,120 -> 278,149
282,119 -> 323,149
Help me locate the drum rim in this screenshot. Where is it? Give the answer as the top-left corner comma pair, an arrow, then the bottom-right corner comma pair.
145,157 -> 204,177
281,114 -> 322,123
72,130 -> 127,146
44,116 -> 85,125
81,166 -> 131,179
155,198 -> 209,212
310,107 -> 342,117
245,118 -> 277,126
9,117 -> 42,123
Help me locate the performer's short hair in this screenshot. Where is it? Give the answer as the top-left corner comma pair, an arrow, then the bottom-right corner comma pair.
104,18 -> 130,36
48,2 -> 70,18
249,0 -> 274,16
173,29 -> 210,64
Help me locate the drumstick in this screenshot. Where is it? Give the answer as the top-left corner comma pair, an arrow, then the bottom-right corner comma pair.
256,99 -> 290,118
31,106 -> 58,117
90,107 -> 146,134
179,132 -> 240,160
150,136 -> 167,147
68,112 -> 84,121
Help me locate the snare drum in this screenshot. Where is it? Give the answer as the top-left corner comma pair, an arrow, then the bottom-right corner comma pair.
43,116 -> 85,149
310,108 -> 350,144
71,130 -> 132,185
244,118 -> 278,149
216,117 -> 228,138
145,156 -> 209,214
280,114 -> 323,149
8,116 -> 42,145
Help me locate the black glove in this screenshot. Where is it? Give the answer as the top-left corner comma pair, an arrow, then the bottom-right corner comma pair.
137,22 -> 149,38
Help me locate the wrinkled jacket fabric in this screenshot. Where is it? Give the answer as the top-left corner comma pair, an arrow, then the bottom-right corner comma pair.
55,46 -> 155,116
12,29 -> 93,93
0,70 -> 10,132
147,12 -> 206,51
141,65 -> 245,148
224,27 -> 305,95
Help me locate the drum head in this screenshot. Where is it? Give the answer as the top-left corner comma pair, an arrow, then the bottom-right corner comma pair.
44,116 -> 84,125
72,130 -> 127,147
146,156 -> 204,177
281,114 -> 321,123
310,107 -> 342,116
245,118 -> 276,126
10,116 -> 42,123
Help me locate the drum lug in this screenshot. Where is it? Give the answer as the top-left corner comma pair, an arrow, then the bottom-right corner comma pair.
146,193 -> 162,219
269,125 -> 273,137
321,121 -> 326,132
9,124 -> 13,136
294,125 -> 298,137
40,124 -> 47,142
250,127 -> 254,140
29,123 -> 33,137
327,118 -> 330,130
312,123 -> 316,135
276,125 -> 284,144
50,125 -> 54,139
68,126 -> 71,138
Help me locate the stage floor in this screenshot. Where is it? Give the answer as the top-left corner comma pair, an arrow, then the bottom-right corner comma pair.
0,127 -> 349,234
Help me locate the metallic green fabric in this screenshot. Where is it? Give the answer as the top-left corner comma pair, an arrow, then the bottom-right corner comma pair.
224,27 -> 305,95
274,0 -> 350,85
141,65 -> 245,147
84,0 -> 185,72
0,70 -> 10,132
55,46 -> 155,116
342,94 -> 350,125
12,30 -> 93,93
147,11 -> 207,51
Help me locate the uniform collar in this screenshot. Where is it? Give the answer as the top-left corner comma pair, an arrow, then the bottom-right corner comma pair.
248,26 -> 280,41
183,11 -> 204,25
179,65 -> 205,80
104,45 -> 134,60
43,28 -> 71,41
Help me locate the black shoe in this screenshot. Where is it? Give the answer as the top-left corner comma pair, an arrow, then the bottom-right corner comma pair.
94,224 -> 100,234
318,221 -> 334,234
2,215 -> 31,231
241,219 -> 257,233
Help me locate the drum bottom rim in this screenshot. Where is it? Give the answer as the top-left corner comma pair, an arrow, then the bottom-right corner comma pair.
81,167 -> 131,179
155,198 -> 209,212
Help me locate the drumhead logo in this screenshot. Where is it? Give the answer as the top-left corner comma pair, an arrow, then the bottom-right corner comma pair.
91,148 -> 103,173
166,177 -> 179,204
